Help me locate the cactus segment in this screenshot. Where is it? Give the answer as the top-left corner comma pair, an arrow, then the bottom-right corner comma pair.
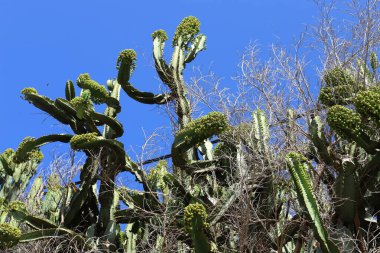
116,49 -> 173,105
65,80 -> 76,101
90,112 -> 124,138
309,116 -> 334,166
19,227 -> 85,244
286,152 -> 339,253
172,112 -> 229,166
184,203 -> 211,253
184,34 -> 207,64
21,91 -> 72,124
334,159 -> 359,225
13,134 -> 72,164
76,74 -> 109,104
0,223 -> 21,248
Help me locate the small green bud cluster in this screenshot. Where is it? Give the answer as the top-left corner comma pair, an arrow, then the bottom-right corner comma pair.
151,29 -> 168,42
326,105 -> 361,140
21,87 -> 37,95
70,133 -> 99,150
13,137 -> 44,164
354,90 -> 380,124
323,67 -> 356,87
70,96 -> 93,111
8,201 -> 27,212
2,149 -> 15,164
76,74 -> 109,104
47,173 -> 61,191
147,160 -> 168,191
319,85 -> 358,106
184,203 -> 208,233
116,49 -> 137,71
0,223 -> 21,249
176,112 -> 229,146
172,16 -> 200,47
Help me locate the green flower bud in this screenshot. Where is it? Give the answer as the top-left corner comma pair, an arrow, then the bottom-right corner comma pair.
8,201 -> 27,212
326,105 -> 362,140
21,87 -> 37,95
176,112 -> 229,146
76,74 -> 109,104
116,49 -> 137,71
151,29 -> 168,42
147,160 -> 168,191
13,137 -> 43,164
184,203 -> 208,233
172,16 -> 200,47
70,133 -> 99,150
0,223 -> 21,248
354,90 -> 380,124
323,67 -> 356,87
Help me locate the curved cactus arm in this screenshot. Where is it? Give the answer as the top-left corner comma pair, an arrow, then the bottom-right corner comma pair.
171,112 -> 229,167
14,134 -> 72,163
152,30 -> 174,87
54,98 -> 78,118
70,133 -> 126,164
117,49 -> 174,105
65,80 -> 76,101
121,82 -> 173,105
286,152 -> 340,253
21,89 -> 73,124
184,34 -> 206,64
309,116 -> 335,166
90,111 -> 124,138
19,228 -> 85,244
12,210 -> 58,230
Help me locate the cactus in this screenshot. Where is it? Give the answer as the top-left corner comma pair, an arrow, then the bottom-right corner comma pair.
0,223 -> 21,249
183,203 -> 211,253
286,152 -> 340,253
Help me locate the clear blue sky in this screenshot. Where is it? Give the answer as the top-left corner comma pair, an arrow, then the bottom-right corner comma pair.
0,0 -> 318,168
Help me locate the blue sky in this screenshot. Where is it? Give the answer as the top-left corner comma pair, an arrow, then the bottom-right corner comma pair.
0,0 -> 318,168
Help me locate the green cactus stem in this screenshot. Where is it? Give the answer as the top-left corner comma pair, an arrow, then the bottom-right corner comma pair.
21,90 -> 73,124
65,80 -> 76,101
334,159 -> 359,225
117,49 -> 174,105
13,134 -> 72,163
309,116 -> 335,167
286,152 -> 339,253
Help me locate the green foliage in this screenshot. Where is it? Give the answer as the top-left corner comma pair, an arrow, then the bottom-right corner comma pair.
0,223 -> 21,248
